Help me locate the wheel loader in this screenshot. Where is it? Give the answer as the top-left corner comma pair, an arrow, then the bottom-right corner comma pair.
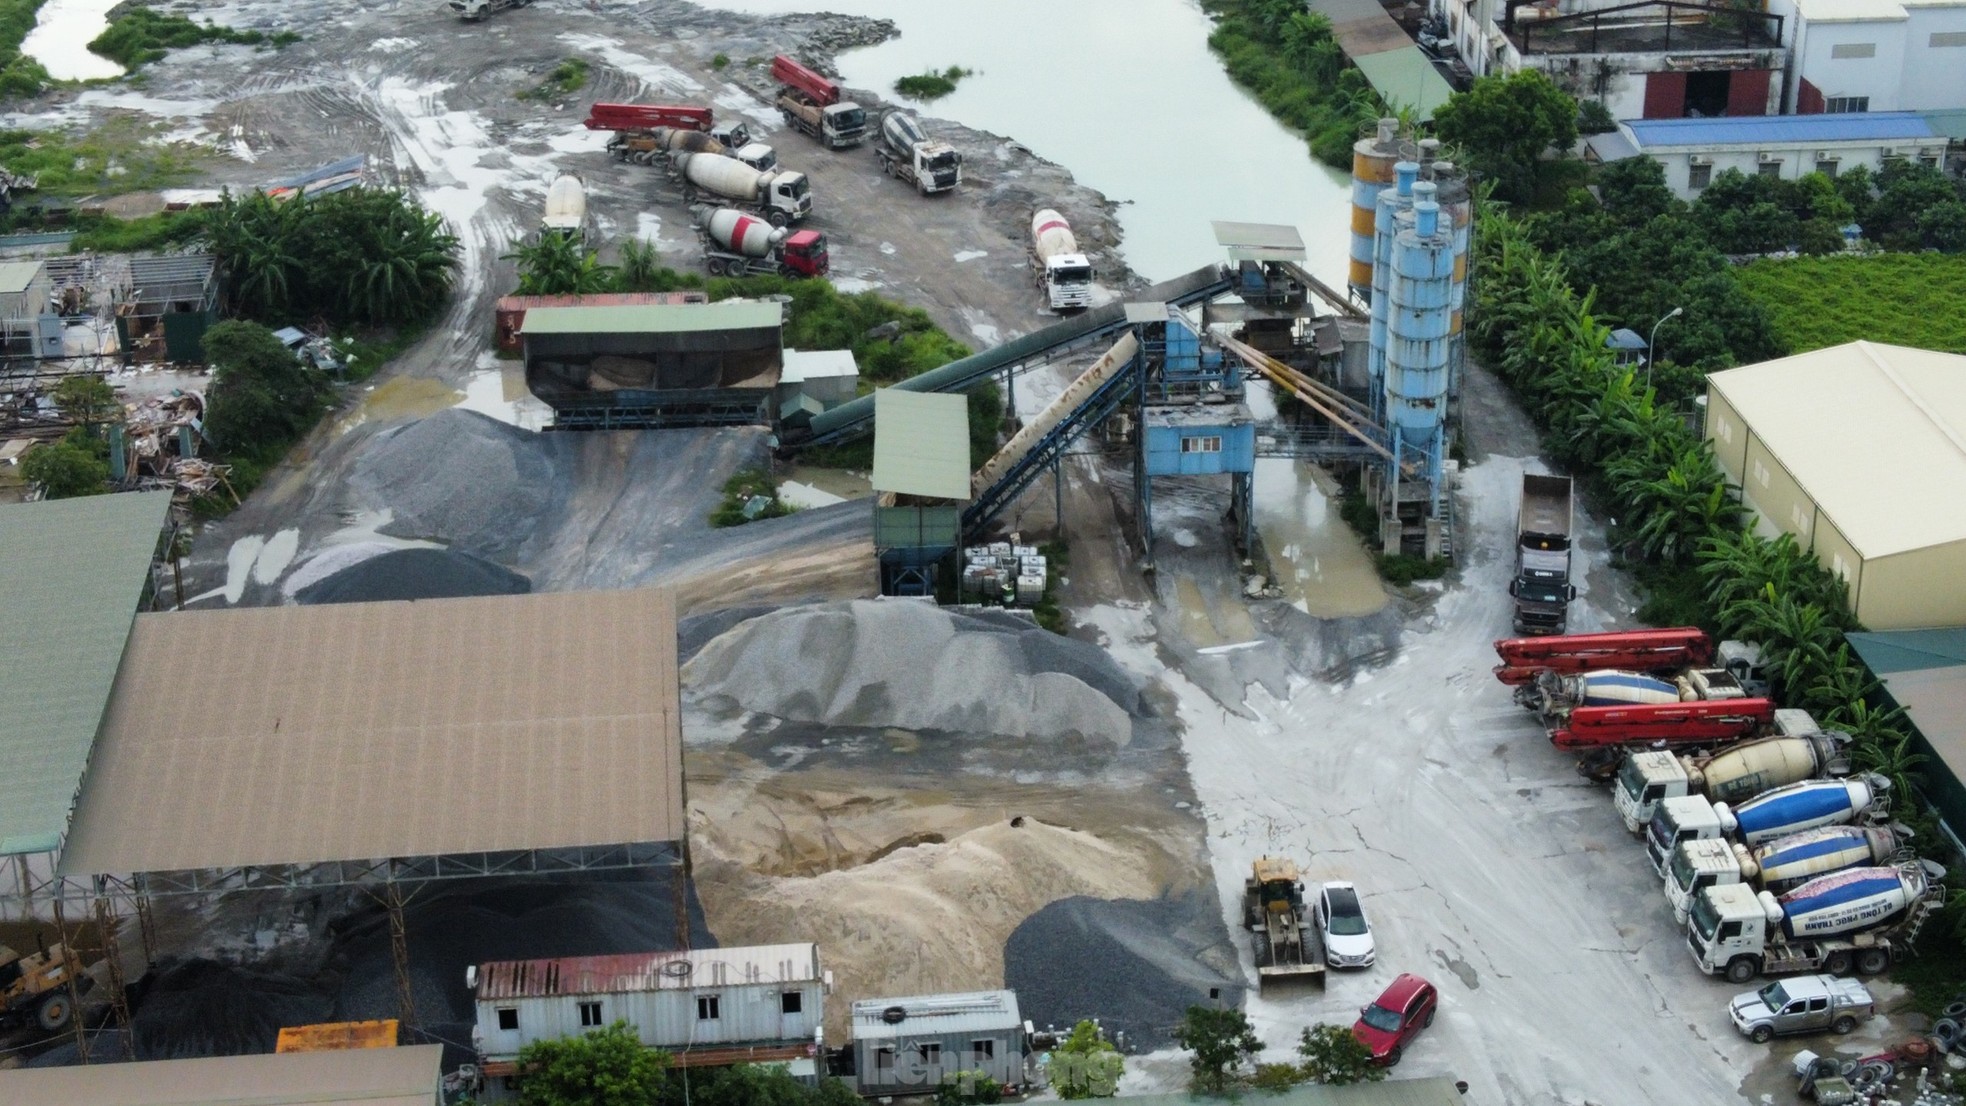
1242,857 -> 1326,989
0,939 -> 82,1032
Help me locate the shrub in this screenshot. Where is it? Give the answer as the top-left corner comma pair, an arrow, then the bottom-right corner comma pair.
89,8 -> 271,70
22,429 -> 110,498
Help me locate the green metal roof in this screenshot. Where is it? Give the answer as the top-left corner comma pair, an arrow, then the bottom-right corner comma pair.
0,259 -> 41,295
0,492 -> 169,856
1922,110 -> 1966,142
872,390 -> 971,501
1351,48 -> 1456,122
1117,1079 -> 1465,1106
1847,629 -> 1966,675
520,301 -> 782,336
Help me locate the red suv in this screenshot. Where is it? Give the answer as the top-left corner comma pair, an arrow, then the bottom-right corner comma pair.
1352,973 -> 1438,1065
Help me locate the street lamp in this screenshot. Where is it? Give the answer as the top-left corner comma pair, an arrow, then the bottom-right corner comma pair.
1647,306 -> 1684,391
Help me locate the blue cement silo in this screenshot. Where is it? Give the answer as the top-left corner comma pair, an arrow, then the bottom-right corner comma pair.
1386,184 -> 1454,513
1367,160 -> 1419,427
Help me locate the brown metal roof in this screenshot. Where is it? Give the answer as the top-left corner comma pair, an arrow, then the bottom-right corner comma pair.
476,943 -> 821,999
0,1043 -> 443,1106
277,1019 -> 401,1053
58,588 -> 683,876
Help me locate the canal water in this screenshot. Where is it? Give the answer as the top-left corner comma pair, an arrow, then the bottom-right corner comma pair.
22,0 -> 126,81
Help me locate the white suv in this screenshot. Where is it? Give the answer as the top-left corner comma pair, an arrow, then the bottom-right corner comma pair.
1317,881 -> 1375,969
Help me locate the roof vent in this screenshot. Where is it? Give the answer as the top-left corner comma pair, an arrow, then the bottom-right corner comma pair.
882,1005 -> 908,1024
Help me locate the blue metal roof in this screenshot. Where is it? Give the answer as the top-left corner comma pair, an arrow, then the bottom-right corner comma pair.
1624,112 -> 1936,148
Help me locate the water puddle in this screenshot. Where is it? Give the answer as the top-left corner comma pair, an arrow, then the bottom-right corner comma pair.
455,366 -> 553,430
1252,458 -> 1388,618
22,0 -> 126,81
779,465 -> 872,508
335,376 -> 462,435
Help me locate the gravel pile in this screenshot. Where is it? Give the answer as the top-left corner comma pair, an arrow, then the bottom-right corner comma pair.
123,959 -> 330,1060
295,548 -> 532,605
348,410 -> 562,561
1004,895 -> 1243,1051
683,601 -> 1138,743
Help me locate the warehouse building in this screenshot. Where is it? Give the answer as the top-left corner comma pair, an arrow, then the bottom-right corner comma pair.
1704,341 -> 1966,630
1587,113 -> 1946,200
0,1043 -> 444,1106
522,300 -> 784,429
470,944 -> 827,1083
850,990 -> 1027,1098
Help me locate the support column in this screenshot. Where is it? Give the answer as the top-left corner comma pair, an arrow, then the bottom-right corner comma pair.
92,885 -> 135,1059
53,896 -> 90,1063
382,881 -> 417,1039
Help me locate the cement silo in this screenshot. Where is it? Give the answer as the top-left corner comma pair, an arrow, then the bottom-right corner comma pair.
1386,184 -> 1454,521
1349,118 -> 1406,304
1368,160 -> 1420,426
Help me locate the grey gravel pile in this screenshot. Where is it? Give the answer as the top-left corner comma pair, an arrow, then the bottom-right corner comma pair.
80,959 -> 330,1061
683,600 -> 1139,742
1004,895 -> 1243,1051
348,409 -> 560,561
295,548 -> 532,605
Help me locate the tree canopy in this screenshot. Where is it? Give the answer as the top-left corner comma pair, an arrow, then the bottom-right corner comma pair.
1298,1023 -> 1385,1085
516,1023 -> 670,1106
22,429 -> 110,498
1051,1019 -> 1123,1099
1172,1005 -> 1262,1093
203,189 -> 460,327
201,320 -> 333,458
1431,70 -> 1579,204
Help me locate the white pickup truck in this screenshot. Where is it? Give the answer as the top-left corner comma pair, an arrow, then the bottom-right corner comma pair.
1729,975 -> 1875,1042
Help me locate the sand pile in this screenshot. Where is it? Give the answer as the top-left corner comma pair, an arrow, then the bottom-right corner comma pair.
696,818 -> 1163,1040
347,409 -> 560,561
684,601 -> 1138,743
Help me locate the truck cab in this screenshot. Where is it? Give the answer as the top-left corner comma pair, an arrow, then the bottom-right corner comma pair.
1689,883 -> 1777,979
1667,838 -> 1745,924
1717,640 -> 1770,698
820,102 -> 867,147
771,172 -> 813,222
1616,750 -> 1688,833
1729,975 -> 1874,1042
710,121 -> 752,151
733,143 -> 778,174
781,229 -> 829,278
1044,255 -> 1094,310
1647,796 -> 1723,874
915,142 -> 962,191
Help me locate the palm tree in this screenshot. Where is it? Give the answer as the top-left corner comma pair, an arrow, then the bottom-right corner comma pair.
616,237 -> 663,292
1851,727 -> 1926,813
504,235 -> 616,296
1724,584 -> 1843,703
1803,644 -> 1883,717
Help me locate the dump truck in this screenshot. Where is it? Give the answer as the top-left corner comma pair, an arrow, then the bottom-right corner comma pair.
448,0 -> 528,20
690,205 -> 828,278
1665,824 -> 1911,925
1510,474 -> 1575,635
1,939 -> 82,1032
1492,626 -> 1717,686
1031,209 -> 1093,311
1644,774 -> 1891,875
1689,861 -> 1944,982
673,152 -> 811,226
772,55 -> 867,148
1242,857 -> 1325,988
1613,719 -> 1848,832
874,111 -> 961,195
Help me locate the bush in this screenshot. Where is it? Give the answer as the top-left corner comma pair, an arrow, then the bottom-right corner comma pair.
1377,554 -> 1446,586
1297,1023 -> 1384,1085
201,320 -> 333,461
709,467 -> 793,527
0,0 -> 50,97
89,8 -> 272,70
519,58 -> 588,101
1051,1018 -> 1122,1099
1173,1005 -> 1261,1093
894,65 -> 971,101
204,189 -> 460,328
22,429 -> 110,498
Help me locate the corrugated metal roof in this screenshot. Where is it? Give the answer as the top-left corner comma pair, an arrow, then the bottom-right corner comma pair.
872,390 -> 971,500
1212,221 -> 1307,263
1707,342 -> 1966,559
1848,630 -> 1966,675
1587,128 -> 1640,163
476,944 -> 821,999
781,349 -> 860,383
522,301 -> 781,335
0,492 -> 170,857
277,1020 -> 400,1053
1625,112 -> 1936,148
59,587 -> 685,875
0,1043 -> 442,1106
1350,49 -> 1455,121
0,259 -> 42,294
1923,109 -> 1966,141
851,991 -> 1022,1040
1848,631 -> 1966,813
1120,1078 -> 1466,1106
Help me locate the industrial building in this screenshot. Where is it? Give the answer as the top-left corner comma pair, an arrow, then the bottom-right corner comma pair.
0,1042 -> 445,1106
848,990 -> 1026,1098
1765,0 -> 1966,114
470,944 -> 827,1081
872,389 -> 970,596
1845,629 -> 1966,849
0,258 -> 58,359
493,290 -> 708,351
1588,113 -> 1948,199
778,348 -> 861,428
522,300 -> 784,429
1704,341 -> 1966,630
114,254 -> 219,364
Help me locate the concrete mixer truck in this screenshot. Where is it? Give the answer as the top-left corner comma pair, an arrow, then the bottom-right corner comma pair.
1644,774 -> 1890,875
1614,720 -> 1848,832
541,173 -> 586,239
1665,824 -> 1911,925
1031,209 -> 1093,311
772,55 -> 866,148
1689,861 -> 1945,982
673,152 -> 811,226
690,205 -> 828,279
874,111 -> 961,195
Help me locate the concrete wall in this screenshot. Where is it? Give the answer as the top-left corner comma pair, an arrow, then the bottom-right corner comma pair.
1772,0 -> 1966,112
1795,16 -> 1912,111
1903,5 -> 1966,109
1855,538 -> 1966,630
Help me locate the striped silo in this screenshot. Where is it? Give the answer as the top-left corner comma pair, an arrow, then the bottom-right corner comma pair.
1368,161 -> 1420,425
1348,118 -> 1405,304
1386,183 -> 1454,504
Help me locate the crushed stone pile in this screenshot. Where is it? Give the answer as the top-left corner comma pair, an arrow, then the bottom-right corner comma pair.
683,601 -> 1139,743
121,959 -> 329,1060
347,409 -> 561,561
1004,894 -> 1243,1051
698,818 -> 1162,1041
295,547 -> 532,604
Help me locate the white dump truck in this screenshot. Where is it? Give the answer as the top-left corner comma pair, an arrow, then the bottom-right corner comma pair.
673,152 -> 811,226
1644,775 -> 1890,875
1689,862 -> 1945,982
1614,717 -> 1847,832
1664,824 -> 1910,925
874,111 -> 961,195
1031,209 -> 1092,311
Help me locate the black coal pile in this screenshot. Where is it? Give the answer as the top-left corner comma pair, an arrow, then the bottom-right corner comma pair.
1004,894 -> 1242,1051
25,959 -> 334,1064
294,548 -> 532,605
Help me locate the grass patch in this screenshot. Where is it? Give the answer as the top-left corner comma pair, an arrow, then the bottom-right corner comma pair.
67,209 -> 200,252
1376,553 -> 1447,586
0,119 -> 198,197
1030,540 -> 1070,633
88,7 -> 283,70
710,467 -> 794,527
518,57 -> 588,101
710,52 -> 729,70
1338,487 -> 1379,543
893,65 -> 972,102
1736,253 -> 1966,354
0,0 -> 51,98
337,325 -> 426,382
1201,0 -> 1384,170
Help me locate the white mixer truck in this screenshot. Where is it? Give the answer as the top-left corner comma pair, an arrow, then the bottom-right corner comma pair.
541,173 -> 586,239
1689,862 -> 1945,982
1031,209 -> 1093,311
1664,824 -> 1910,925
673,152 -> 811,226
1614,717 -> 1847,832
874,111 -> 961,195
1645,775 -> 1890,875
689,205 -> 829,279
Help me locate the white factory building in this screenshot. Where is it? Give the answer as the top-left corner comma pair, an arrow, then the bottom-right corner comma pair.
1587,113 -> 1946,199
1766,0 -> 1966,113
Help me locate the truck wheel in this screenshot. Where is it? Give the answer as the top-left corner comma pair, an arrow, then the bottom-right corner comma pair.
1825,951 -> 1852,976
1750,1024 -> 1774,1044
1856,948 -> 1889,975
705,259 -> 724,277
37,992 -> 73,1032
1725,957 -> 1759,984
1832,1016 -> 1857,1035
767,210 -> 789,228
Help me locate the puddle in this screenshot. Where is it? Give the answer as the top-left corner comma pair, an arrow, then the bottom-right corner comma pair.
335,376 -> 462,435
455,366 -> 552,430
780,465 -> 872,505
22,0 -> 127,81
1251,458 -> 1388,618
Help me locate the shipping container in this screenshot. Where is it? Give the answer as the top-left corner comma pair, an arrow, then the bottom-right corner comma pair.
850,991 -> 1026,1098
